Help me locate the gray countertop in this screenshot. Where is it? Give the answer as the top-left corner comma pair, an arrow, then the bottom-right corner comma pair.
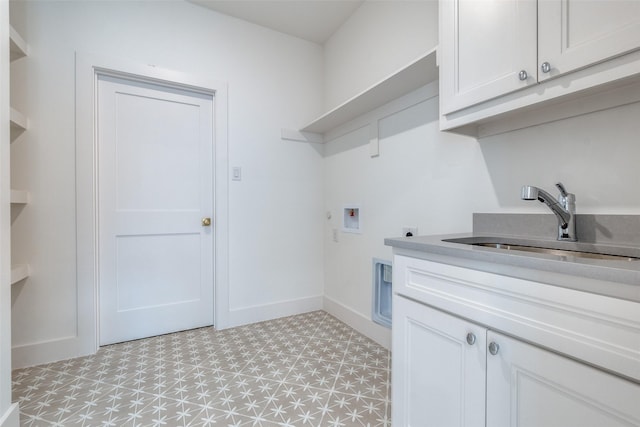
384,232 -> 640,303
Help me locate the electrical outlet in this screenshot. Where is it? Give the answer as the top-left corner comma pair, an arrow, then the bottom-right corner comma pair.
332,228 -> 339,242
402,226 -> 418,237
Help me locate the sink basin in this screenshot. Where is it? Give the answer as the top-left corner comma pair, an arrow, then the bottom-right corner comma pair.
442,237 -> 640,262
472,243 -> 640,261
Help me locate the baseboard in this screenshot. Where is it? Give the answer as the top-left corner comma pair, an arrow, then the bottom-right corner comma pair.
323,296 -> 391,349
0,403 -> 19,427
12,336 -> 95,370
226,295 -> 323,328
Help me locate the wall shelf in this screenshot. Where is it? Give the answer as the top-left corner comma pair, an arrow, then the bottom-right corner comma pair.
9,25 -> 28,61
297,47 -> 438,138
8,24 -> 30,291
10,190 -> 29,204
11,264 -> 30,285
10,107 -> 27,132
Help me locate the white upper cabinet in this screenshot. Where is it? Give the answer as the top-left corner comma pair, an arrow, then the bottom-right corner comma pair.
440,0 -> 640,136
538,0 -> 640,82
440,0 -> 537,114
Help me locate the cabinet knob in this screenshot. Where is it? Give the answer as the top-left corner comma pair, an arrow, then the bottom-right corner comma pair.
488,342 -> 500,355
466,333 -> 476,345
202,217 -> 212,227
541,62 -> 551,74
518,70 -> 528,81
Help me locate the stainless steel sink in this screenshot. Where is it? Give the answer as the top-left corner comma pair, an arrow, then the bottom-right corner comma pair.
442,237 -> 640,262
472,243 -> 640,261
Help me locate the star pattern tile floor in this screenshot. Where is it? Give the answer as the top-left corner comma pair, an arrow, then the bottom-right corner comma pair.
12,311 -> 391,426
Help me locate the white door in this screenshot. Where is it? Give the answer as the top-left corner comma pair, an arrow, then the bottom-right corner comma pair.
392,295 -> 486,427
538,0 -> 640,82
439,0 -> 537,114
97,74 -> 214,346
486,331 -> 640,427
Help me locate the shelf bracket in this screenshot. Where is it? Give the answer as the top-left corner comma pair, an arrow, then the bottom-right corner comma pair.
281,128 -> 324,144
369,121 -> 380,158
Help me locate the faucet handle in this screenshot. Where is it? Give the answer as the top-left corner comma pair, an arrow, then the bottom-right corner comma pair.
555,182 -> 569,197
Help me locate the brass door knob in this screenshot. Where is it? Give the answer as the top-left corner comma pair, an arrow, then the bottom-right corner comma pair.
202,217 -> 212,226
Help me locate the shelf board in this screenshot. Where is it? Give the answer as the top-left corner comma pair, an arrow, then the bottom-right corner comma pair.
301,47 -> 438,135
11,264 -> 30,285
10,107 -> 27,132
9,26 -> 28,61
10,189 -> 30,204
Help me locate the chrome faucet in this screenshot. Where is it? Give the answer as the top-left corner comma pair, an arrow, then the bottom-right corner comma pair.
521,182 -> 577,241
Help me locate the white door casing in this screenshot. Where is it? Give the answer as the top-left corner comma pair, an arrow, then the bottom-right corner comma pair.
75,53 -> 229,358
97,75 -> 214,345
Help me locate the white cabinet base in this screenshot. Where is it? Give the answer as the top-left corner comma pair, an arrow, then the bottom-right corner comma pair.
487,331 -> 640,427
393,295 -> 486,427
392,252 -> 640,427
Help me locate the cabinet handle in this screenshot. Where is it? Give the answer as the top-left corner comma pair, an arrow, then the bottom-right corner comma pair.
488,342 -> 500,355
466,333 -> 476,345
518,70 -> 528,81
541,62 -> 551,73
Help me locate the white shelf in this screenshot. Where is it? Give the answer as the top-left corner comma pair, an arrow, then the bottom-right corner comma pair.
11,264 -> 29,285
10,107 -> 27,132
300,47 -> 438,136
10,190 -> 29,204
9,25 -> 28,61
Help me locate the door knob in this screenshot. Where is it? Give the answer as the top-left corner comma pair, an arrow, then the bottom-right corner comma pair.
202,217 -> 212,226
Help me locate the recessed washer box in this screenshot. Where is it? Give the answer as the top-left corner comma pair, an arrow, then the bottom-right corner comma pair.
342,205 -> 361,233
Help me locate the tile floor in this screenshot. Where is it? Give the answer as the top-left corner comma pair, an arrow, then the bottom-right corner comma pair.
12,311 -> 391,426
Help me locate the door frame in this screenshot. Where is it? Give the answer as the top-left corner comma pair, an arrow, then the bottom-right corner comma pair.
75,52 -> 230,354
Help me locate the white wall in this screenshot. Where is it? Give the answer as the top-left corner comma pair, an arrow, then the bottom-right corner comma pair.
323,92 -> 491,346
323,0 -> 438,110
323,90 -> 640,348
322,1 -> 640,348
9,0 -> 325,367
10,0 -> 640,369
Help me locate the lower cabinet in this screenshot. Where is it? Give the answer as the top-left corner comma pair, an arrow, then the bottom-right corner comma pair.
487,330 -> 640,427
393,295 -> 640,427
392,295 -> 486,427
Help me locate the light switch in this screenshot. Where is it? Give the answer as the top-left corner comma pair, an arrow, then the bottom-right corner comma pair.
232,167 -> 242,181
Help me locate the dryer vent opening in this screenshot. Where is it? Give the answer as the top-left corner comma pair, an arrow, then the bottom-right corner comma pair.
372,258 -> 392,328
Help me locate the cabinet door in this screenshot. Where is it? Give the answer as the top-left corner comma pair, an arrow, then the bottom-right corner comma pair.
392,295 -> 486,427
439,0 -> 537,114
538,0 -> 640,82
486,331 -> 640,427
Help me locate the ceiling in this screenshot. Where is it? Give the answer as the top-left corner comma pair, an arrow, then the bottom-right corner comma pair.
188,0 -> 364,44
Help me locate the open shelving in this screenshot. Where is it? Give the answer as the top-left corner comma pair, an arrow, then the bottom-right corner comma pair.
8,24 -> 30,288
10,264 -> 29,285
10,189 -> 29,204
10,106 -> 26,132
283,47 -> 438,143
9,25 -> 27,61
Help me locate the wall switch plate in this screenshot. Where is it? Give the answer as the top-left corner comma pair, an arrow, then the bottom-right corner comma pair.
232,167 -> 242,181
332,228 -> 339,242
402,226 -> 418,237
